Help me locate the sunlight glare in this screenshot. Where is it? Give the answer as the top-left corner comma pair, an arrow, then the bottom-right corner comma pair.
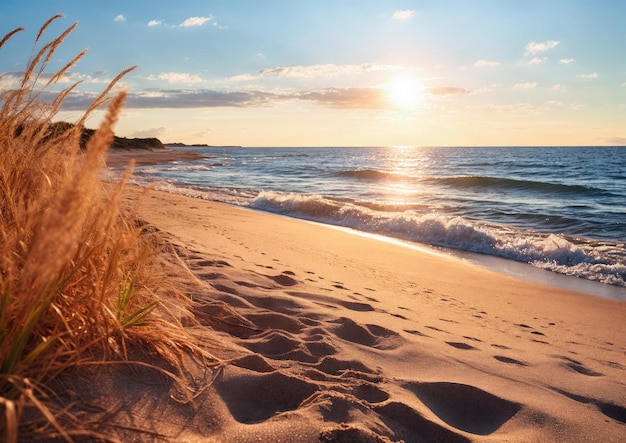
385,75 -> 423,109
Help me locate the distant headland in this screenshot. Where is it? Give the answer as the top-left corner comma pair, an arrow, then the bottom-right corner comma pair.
47,121 -> 165,150
165,142 -> 242,148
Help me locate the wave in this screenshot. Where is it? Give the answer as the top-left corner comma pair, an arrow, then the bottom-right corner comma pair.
433,176 -> 613,197
250,191 -> 625,287
333,169 -> 410,181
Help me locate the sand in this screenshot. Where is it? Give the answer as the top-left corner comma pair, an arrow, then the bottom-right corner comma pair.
97,150 -> 626,442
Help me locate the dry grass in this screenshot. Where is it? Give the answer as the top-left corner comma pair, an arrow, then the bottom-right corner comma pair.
0,16 -> 219,442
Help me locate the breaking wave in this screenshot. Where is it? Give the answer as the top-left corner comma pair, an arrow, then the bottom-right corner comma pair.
250,191 -> 625,287
432,176 -> 615,197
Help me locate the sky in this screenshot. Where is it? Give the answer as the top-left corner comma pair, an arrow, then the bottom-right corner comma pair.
1,0 -> 625,147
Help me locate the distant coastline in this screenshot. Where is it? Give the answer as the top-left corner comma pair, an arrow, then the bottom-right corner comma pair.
165,142 -> 242,148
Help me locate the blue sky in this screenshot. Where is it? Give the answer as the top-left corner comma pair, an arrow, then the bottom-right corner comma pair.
1,1 -> 625,146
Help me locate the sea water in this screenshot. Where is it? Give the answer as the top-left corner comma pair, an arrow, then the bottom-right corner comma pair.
125,146 -> 626,298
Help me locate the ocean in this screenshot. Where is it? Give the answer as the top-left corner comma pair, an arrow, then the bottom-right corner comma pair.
122,146 -> 626,299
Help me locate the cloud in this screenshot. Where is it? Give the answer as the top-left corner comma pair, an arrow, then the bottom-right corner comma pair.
474,59 -> 500,67
60,89 -> 278,110
392,10 -> 415,21
550,84 -> 566,91
528,57 -> 547,65
131,127 -> 167,138
254,63 -> 414,79
524,40 -> 559,55
147,72 -> 203,84
179,16 -> 212,27
559,58 -> 575,64
425,86 -> 469,95
148,19 -> 162,27
0,72 -> 21,90
58,80 -> 467,111
577,72 -> 598,79
298,87 -> 388,109
114,14 -> 126,22
514,82 -> 538,89
0,70 -> 116,90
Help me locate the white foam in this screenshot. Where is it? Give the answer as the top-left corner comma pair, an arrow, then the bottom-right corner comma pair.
250,191 -> 625,287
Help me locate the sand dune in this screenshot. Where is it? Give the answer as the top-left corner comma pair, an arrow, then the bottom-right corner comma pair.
70,183 -> 625,442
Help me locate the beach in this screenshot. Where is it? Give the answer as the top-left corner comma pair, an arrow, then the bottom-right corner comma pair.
104,150 -> 626,442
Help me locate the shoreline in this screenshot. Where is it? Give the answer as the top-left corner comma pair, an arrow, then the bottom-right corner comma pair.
117,184 -> 626,441
106,148 -> 626,300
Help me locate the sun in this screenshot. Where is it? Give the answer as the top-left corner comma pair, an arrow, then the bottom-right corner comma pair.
385,75 -> 423,109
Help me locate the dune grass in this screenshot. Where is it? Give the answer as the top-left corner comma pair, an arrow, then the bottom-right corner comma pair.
0,16 -> 216,442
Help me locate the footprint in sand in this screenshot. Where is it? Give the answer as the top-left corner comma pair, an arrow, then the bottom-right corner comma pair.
551,387 -> 626,424
494,355 -> 528,366
330,317 -> 403,350
425,325 -> 450,334
195,259 -> 232,268
231,354 -> 276,373
445,342 -> 477,351
403,381 -> 521,436
215,371 -> 318,423
556,356 -> 604,377
463,336 -> 483,343
373,401 -> 470,442
198,272 -> 226,280
286,291 -> 375,312
264,272 -> 298,286
243,330 -> 318,363
312,356 -> 382,384
352,382 -> 390,404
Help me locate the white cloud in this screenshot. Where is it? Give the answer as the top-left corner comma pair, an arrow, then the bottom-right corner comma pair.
148,72 -> 203,84
474,59 -> 500,67
0,72 -> 21,90
148,20 -> 162,27
550,84 -> 566,91
392,10 -> 415,21
524,40 -> 559,55
114,14 -> 126,22
514,82 -> 538,89
577,72 -> 598,79
559,58 -> 575,64
528,57 -> 547,65
179,16 -> 212,27
255,63 -> 414,78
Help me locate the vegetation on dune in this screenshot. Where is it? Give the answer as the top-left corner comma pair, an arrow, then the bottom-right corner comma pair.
0,15 -> 215,442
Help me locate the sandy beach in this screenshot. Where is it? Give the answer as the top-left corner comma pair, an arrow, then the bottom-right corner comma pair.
101,150 -> 626,442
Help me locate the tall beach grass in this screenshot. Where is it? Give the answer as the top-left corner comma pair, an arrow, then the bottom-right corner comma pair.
0,15 -> 216,441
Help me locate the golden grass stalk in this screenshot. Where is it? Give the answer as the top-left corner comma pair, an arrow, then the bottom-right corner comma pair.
0,16 -> 219,441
